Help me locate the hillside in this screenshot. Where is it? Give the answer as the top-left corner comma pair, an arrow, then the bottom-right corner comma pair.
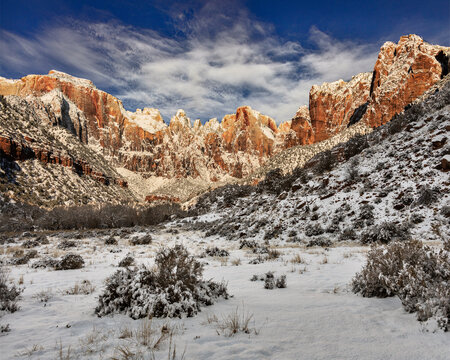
0,35 -> 448,206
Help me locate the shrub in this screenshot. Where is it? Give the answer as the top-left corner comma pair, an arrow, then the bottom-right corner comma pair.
10,249 -> 38,265
105,237 -> 118,245
262,272 -> 287,289
96,245 -> 228,319
57,240 -> 76,249
204,247 -> 229,257
129,234 -> 152,246
305,224 -> 324,237
0,265 -> 23,313
344,135 -> 369,160
361,222 -> 410,244
314,150 -> 338,175
307,238 -> 331,247
416,186 -> 439,206
118,255 -> 135,267
352,240 -> 449,331
54,254 -> 85,270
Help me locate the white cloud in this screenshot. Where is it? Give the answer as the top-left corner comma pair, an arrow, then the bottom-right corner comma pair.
0,9 -> 380,123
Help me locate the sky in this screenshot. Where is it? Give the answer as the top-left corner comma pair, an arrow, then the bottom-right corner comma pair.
0,0 -> 449,124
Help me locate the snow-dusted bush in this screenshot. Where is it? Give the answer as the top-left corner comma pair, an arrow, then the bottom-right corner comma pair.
314,150 -> 338,175
361,222 -> 410,244
0,265 -> 23,313
129,234 -> 152,246
105,236 -> 118,245
305,224 -> 324,237
204,247 -> 229,257
352,240 -> 449,331
54,253 -> 85,270
57,239 -> 76,249
261,272 -> 287,289
307,237 -> 331,247
343,134 -> 369,160
96,245 -> 228,319
9,249 -> 38,265
118,255 -> 135,267
415,186 -> 439,206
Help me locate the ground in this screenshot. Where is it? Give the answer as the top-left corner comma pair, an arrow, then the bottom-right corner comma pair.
1,222 -> 448,360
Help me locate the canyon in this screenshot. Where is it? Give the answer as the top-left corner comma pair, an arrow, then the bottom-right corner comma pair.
0,34 -> 448,205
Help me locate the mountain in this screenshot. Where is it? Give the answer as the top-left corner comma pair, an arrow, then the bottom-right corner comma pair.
190,74 -> 450,244
0,34 -> 448,206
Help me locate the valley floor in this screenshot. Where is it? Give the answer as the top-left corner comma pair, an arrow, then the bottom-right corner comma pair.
1,223 -> 449,360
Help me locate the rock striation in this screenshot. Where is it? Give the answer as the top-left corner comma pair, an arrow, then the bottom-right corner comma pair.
0,34 -> 448,204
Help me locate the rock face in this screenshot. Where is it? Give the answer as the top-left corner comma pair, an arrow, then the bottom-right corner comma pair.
0,72 -> 297,182
298,35 -> 449,144
0,34 -> 448,204
364,34 -> 448,127
308,72 -> 373,143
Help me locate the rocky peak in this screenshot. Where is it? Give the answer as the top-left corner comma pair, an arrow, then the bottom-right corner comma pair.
364,34 -> 448,127
170,109 -> 192,130
126,107 -> 166,134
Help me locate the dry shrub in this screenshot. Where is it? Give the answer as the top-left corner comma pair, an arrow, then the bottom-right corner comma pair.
210,305 -> 259,337
96,245 -> 228,319
64,280 -> 95,295
353,240 -> 449,331
0,265 -> 23,312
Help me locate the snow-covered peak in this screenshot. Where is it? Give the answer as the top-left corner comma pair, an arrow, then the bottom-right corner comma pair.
126,107 -> 166,134
170,109 -> 192,128
48,70 -> 95,88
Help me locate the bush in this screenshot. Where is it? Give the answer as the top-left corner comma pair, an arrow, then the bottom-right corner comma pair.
0,265 -> 23,313
416,186 -> 439,206
344,135 -> 369,160
314,150 -> 338,175
305,224 -> 324,237
307,238 -> 331,247
361,222 -> 410,244
204,247 -> 229,257
105,237 -> 118,245
57,239 -> 76,249
96,245 -> 228,319
352,240 -> 449,330
129,234 -> 152,246
262,272 -> 287,289
118,255 -> 135,267
54,254 -> 85,270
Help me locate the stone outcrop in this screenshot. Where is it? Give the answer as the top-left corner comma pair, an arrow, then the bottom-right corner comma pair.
298,35 -> 449,144
308,72 -> 373,143
0,135 -> 127,187
0,34 -> 448,204
364,34 -> 448,127
0,72 -> 295,182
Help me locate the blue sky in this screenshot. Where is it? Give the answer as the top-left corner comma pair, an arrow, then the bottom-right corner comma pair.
1,0 -> 449,123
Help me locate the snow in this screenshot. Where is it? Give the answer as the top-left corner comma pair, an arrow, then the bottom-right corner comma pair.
1,228 -> 448,359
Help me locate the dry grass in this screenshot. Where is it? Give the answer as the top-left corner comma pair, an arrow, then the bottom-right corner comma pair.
18,274 -> 24,285
56,339 -> 72,360
16,344 -> 44,357
230,258 -> 241,266
210,305 -> 260,337
112,320 -> 185,360
321,256 -> 328,264
64,280 -> 96,295
118,325 -> 133,339
33,288 -> 53,303
290,254 -> 305,264
267,249 -> 281,260
79,326 -> 109,355
5,246 -> 23,257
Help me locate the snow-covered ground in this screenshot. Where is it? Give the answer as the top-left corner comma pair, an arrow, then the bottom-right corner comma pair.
1,225 -> 448,360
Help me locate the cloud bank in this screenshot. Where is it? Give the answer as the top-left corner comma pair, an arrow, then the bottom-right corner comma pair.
0,5 -> 380,123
